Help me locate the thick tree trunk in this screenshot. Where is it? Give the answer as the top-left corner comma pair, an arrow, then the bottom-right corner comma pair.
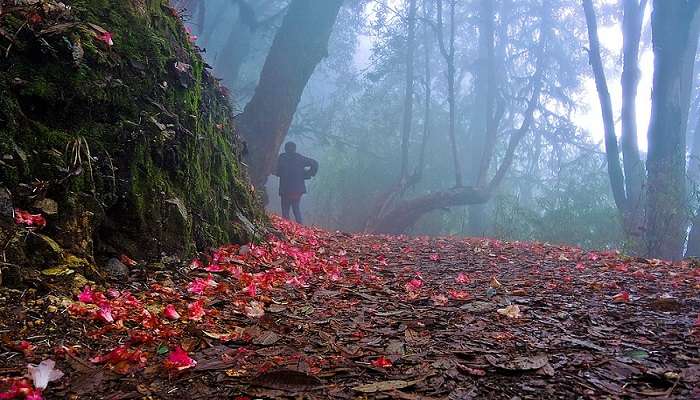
400,0 -> 418,182
645,0 -> 700,260
237,0 -> 343,189
684,105 -> 700,258
371,187 -> 491,234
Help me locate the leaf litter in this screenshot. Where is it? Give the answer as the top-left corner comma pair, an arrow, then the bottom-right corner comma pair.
0,216 -> 699,398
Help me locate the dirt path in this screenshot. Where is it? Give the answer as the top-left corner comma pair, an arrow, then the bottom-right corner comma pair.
1,217 -> 699,399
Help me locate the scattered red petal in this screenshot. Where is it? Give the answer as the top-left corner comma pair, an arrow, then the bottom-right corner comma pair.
455,273 -> 470,284
97,31 -> 114,46
188,300 -> 206,321
14,209 -> 46,228
164,347 -> 196,371
371,356 -> 393,368
612,291 -> 630,303
163,304 -> 180,320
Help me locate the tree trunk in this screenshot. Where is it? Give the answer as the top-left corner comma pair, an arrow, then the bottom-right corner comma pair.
467,0 -> 497,236
436,0 -> 463,187
583,0 -> 628,215
685,102 -> 700,257
414,0 -> 433,181
645,0 -> 700,260
371,187 -> 491,234
620,0 -> 647,243
370,1 -> 549,235
400,0 -> 418,182
237,0 -> 343,189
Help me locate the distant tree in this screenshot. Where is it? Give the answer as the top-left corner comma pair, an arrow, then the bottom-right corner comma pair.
236,0 -> 344,190
583,0 -> 647,252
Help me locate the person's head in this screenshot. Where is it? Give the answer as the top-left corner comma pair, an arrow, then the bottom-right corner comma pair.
284,141 -> 297,154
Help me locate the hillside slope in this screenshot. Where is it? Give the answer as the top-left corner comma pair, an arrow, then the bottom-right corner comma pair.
0,0 -> 266,286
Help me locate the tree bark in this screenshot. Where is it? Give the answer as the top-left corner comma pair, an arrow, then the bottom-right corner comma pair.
436,0 -> 463,187
400,0 -> 418,182
583,0 -> 628,215
645,0 -> 700,260
466,0 -> 497,236
685,96 -> 700,257
620,0 -> 647,240
237,0 -> 343,189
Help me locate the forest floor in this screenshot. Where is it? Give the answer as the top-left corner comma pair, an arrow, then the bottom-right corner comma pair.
1,216 -> 699,399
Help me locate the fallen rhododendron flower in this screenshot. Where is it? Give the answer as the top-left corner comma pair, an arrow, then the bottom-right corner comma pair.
431,294 -> 449,306
429,253 -> 440,261
27,359 -> 63,390
190,259 -> 204,269
497,305 -> 521,319
97,303 -> 114,323
371,356 -> 393,368
77,286 -> 94,303
119,255 -> 137,267
406,279 -> 423,291
244,301 -> 265,318
243,282 -> 257,297
449,289 -> 470,300
97,31 -> 113,46
187,274 -> 218,295
164,347 -> 196,371
286,275 -> 308,288
14,209 -> 46,228
187,300 -> 206,321
613,291 -> 630,303
163,304 -> 180,320
456,273 -> 471,284
90,345 -> 147,368
0,379 -> 36,399
17,340 -> 35,356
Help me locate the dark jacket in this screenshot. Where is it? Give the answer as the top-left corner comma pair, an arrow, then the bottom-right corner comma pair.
274,152 -> 319,196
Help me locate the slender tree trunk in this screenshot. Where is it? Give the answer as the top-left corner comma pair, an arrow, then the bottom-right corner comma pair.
583,0 -> 628,214
645,0 -> 700,260
400,0 -> 418,182
414,0 -> 433,182
467,0 -> 497,236
437,0 -> 463,188
237,0 -> 343,190
620,0 -> 647,244
371,1 -> 549,235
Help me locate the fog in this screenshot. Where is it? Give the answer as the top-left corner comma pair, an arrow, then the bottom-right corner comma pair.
173,0 -> 700,259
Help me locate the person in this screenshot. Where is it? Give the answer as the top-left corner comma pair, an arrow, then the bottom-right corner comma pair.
273,142 -> 318,224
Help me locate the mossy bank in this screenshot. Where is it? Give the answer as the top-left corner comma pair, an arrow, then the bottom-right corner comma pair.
0,0 -> 267,286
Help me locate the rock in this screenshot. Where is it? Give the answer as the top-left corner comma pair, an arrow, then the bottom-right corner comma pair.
104,258 -> 128,279
33,198 -> 58,215
0,187 -> 12,218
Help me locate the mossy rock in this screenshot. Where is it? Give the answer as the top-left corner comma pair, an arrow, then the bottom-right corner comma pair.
0,0 -> 267,279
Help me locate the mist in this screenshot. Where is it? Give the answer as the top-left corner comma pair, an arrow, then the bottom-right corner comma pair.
175,0 -> 700,259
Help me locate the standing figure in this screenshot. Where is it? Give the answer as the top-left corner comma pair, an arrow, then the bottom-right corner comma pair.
274,142 -> 318,224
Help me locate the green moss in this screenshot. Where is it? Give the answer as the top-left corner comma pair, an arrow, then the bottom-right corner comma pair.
0,0 -> 267,265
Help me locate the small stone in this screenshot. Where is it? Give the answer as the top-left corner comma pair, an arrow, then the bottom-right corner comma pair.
0,187 -> 12,218
104,258 -> 128,279
33,198 -> 58,215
